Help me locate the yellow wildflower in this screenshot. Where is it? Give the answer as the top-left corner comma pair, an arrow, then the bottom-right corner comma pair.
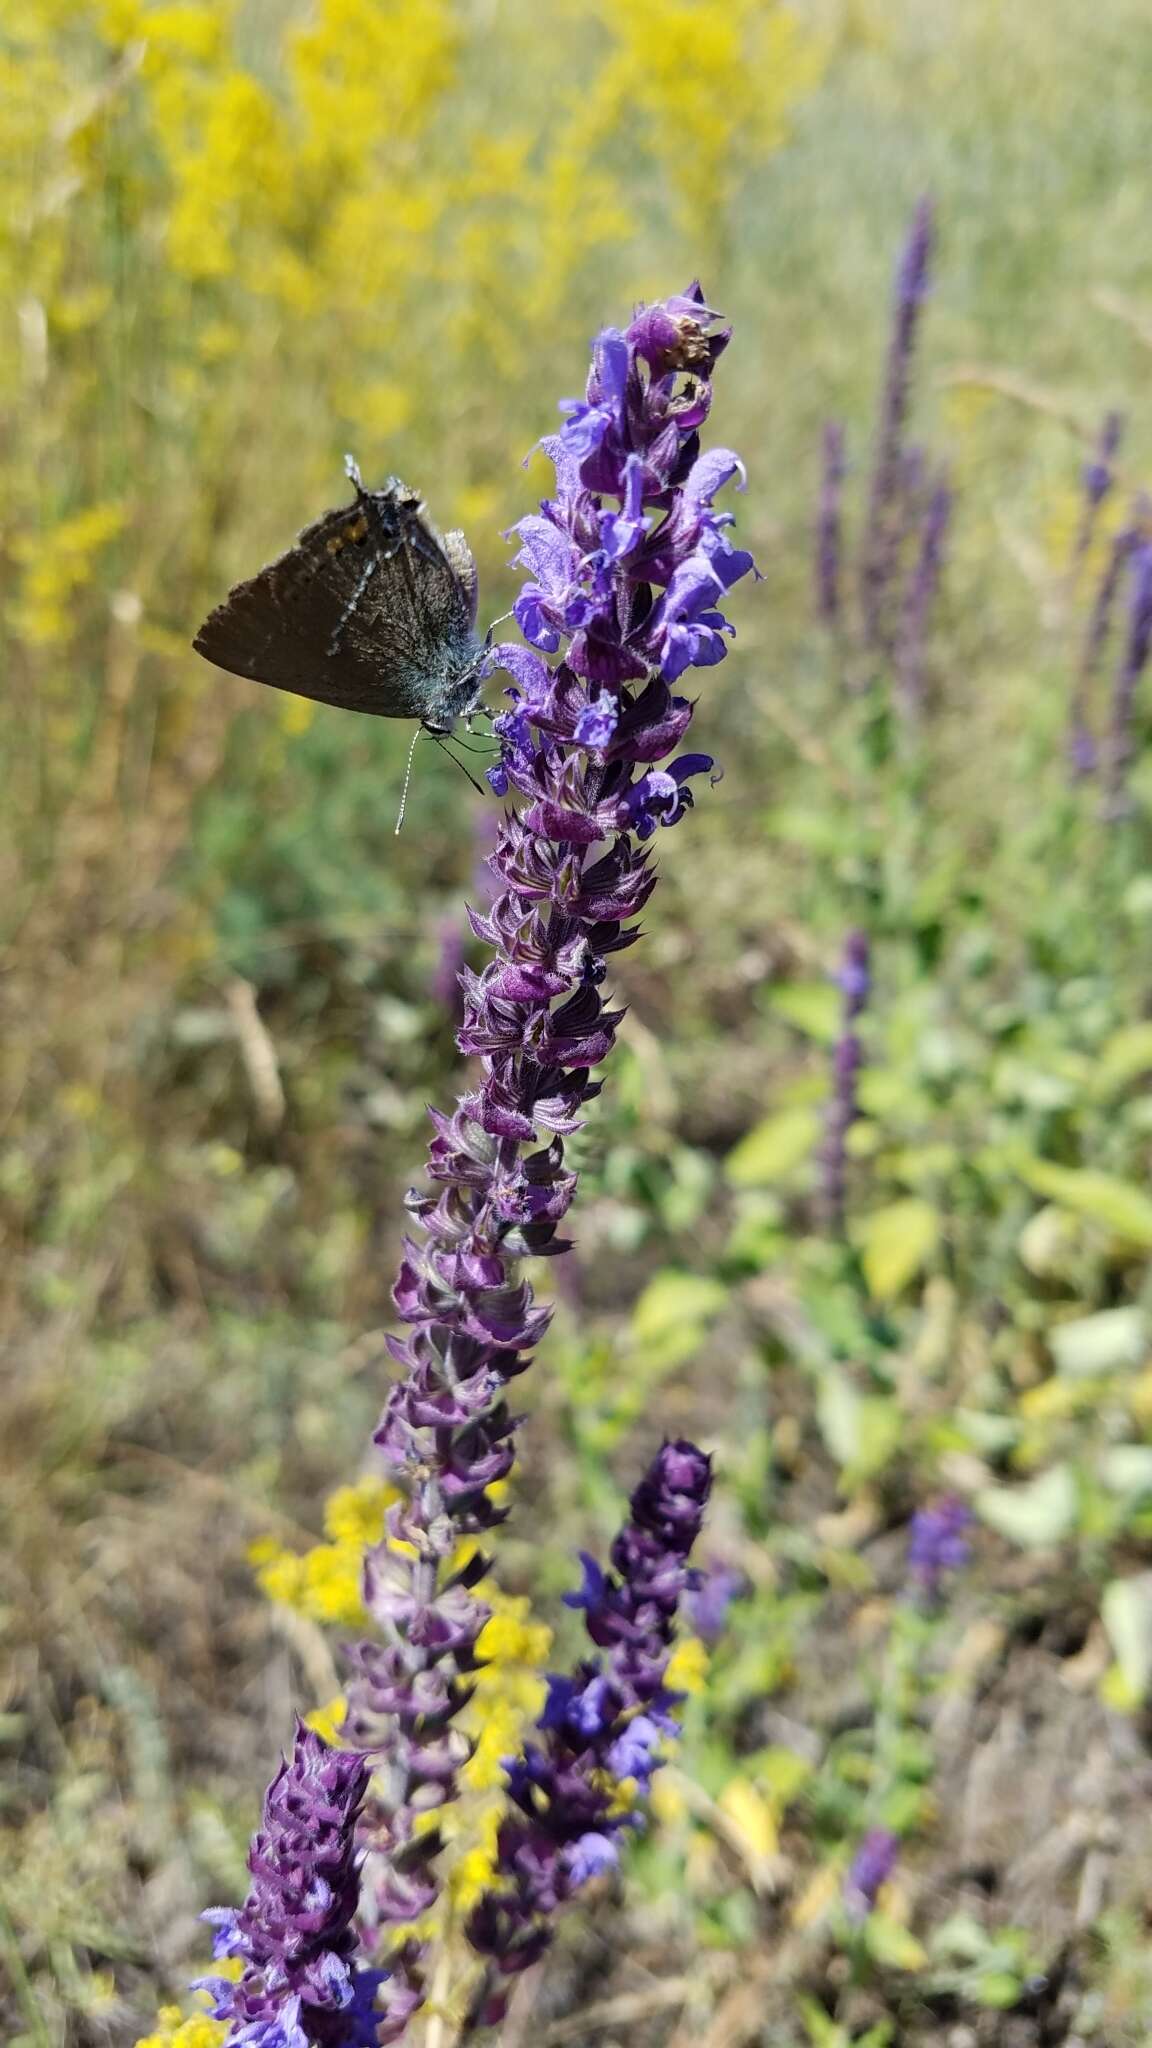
666,1634 -> 709,1696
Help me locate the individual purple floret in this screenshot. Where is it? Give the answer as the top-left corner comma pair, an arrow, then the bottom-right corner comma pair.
820,929 -> 871,1234
860,199 -> 935,653
198,1724 -> 383,2048
816,420 -> 846,628
844,1827 -> 900,1921
464,1442 -> 712,2024
1101,536 -> 1152,821
685,1562 -> 743,1646
336,288 -> 750,2026
897,471 -> 951,719
907,1496 -> 972,1600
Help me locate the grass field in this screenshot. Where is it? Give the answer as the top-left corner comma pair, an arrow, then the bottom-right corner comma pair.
6,2 -> 1152,2043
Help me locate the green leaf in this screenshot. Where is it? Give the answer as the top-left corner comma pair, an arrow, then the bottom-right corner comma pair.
628,1271 -> 727,1366
797,1996 -> 848,2048
1091,1022 -> 1152,1097
1014,1158 -> 1152,1246
767,981 -> 840,1043
856,1198 -> 941,1301
1049,1307 -> 1147,1378
1101,1573 -> 1152,1698
865,1912 -> 928,1972
816,1368 -> 902,1479
975,1463 -> 1077,1548
1101,1446 -> 1152,1497
974,1971 -> 1026,2010
725,1107 -> 819,1187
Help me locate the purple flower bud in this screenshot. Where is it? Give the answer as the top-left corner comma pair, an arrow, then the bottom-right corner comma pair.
907,1496 -> 972,1599
844,1828 -> 900,1921
685,1563 -> 743,1647
1071,410 -> 1125,582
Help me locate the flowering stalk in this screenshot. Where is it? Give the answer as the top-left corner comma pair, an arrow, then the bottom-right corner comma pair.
896,469 -> 951,721
1068,519 -> 1137,781
199,1726 -> 384,2048
327,288 -> 751,2032
463,1441 -> 712,2029
815,419 -> 846,628
859,198 -> 934,654
820,929 -> 870,1235
1101,536 -> 1152,821
1070,409 -> 1124,578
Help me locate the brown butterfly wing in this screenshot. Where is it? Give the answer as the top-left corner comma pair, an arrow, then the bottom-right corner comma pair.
193,483 -> 478,722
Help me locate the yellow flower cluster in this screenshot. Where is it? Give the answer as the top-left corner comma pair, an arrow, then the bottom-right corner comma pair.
133,1959 -> 242,2048
134,2005 -> 226,2048
134,2015 -> 224,2048
252,1481 -> 552,1921
249,1475 -> 397,1627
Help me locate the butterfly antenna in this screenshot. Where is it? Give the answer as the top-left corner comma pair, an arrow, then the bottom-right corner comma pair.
344,452 -> 366,497
431,731 -> 486,797
394,726 -> 423,836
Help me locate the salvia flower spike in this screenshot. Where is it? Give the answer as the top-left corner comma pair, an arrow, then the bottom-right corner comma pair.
1101,534 -> 1152,821
859,197 -> 934,654
464,1441 -> 712,2028
320,287 -> 747,2033
198,1724 -> 384,2048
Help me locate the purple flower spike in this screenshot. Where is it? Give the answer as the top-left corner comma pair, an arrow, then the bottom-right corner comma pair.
1101,535 -> 1152,821
321,289 -> 747,2030
907,1495 -> 972,1600
844,1827 -> 900,1921
1069,519 -> 1138,781
820,929 -> 871,1235
1072,409 -> 1125,578
465,1442 -> 712,2020
816,421 -> 846,628
860,199 -> 935,654
897,471 -> 951,719
198,1725 -> 381,2048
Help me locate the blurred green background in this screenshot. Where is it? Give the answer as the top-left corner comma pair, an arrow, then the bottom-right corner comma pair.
7,1 -> 1152,2043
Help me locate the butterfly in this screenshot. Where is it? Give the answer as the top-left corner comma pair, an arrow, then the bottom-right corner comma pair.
193,456 -> 486,734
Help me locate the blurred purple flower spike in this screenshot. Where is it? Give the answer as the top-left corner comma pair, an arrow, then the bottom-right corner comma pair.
907,1495 -> 972,1600
844,1827 -> 900,1921
465,1442 -> 712,2021
860,198 -> 935,653
686,1562 -> 743,1646
816,420 -> 846,628
1101,534 -> 1152,821
1071,409 -> 1125,578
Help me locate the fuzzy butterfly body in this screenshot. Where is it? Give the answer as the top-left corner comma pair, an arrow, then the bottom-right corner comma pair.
193,462 -> 485,730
